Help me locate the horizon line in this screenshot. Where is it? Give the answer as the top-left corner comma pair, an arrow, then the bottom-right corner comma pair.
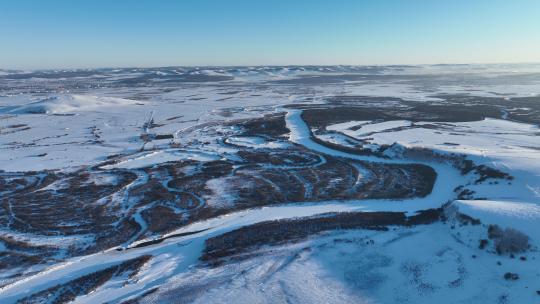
3,61 -> 540,72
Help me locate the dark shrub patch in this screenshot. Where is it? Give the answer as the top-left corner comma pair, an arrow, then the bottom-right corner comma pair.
503,272 -> 519,281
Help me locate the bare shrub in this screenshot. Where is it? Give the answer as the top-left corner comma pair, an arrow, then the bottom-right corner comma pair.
488,225 -> 503,239
494,227 -> 529,254
503,272 -> 519,281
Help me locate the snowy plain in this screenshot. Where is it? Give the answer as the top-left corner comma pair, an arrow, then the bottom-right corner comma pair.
1,64 -> 540,303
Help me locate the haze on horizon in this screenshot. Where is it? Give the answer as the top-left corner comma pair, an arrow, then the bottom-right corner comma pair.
1,0 -> 539,70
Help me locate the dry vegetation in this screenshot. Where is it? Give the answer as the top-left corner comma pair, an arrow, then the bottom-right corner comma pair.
201,209 -> 443,263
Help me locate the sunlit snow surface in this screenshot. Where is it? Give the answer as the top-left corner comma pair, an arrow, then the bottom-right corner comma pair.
1,64 -> 540,303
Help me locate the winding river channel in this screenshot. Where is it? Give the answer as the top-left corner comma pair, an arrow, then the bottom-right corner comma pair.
0,109 -> 468,303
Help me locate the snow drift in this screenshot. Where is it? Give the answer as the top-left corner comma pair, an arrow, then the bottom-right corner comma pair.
0,94 -> 140,114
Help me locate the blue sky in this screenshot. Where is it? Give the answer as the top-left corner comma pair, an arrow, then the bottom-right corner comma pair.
1,0 -> 539,69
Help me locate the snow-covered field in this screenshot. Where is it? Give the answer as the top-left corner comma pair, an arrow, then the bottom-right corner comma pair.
1,64 -> 540,303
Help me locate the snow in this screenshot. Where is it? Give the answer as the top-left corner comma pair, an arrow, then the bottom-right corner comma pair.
454,200 -> 540,243
203,177 -> 239,208
0,84 -> 298,172
353,120 -> 412,135
315,133 -> 359,148
127,224 -> 540,304
1,64 -> 539,172
327,120 -> 413,137
225,136 -> 290,149
0,156 -> 472,304
2,64 -> 540,303
324,116 -> 540,207
326,120 -> 370,132
0,229 -> 94,248
287,109 -> 406,164
0,202 -> 382,303
0,94 -> 140,115
456,200 -> 540,221
362,118 -> 540,166
283,108 -> 468,214
86,172 -> 120,186
101,149 -> 221,169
